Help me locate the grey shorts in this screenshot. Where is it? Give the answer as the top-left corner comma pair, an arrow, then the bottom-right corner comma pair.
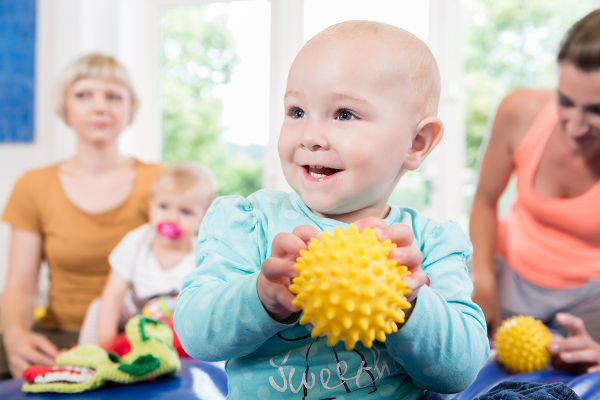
496,256 -> 600,342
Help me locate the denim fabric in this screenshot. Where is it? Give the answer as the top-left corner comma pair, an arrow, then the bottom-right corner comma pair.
474,381 -> 581,400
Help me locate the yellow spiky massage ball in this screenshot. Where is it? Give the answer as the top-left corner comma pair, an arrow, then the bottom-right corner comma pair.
494,315 -> 552,373
288,224 -> 412,350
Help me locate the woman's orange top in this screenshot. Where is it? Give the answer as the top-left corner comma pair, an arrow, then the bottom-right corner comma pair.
1,160 -> 163,331
497,101 -> 600,288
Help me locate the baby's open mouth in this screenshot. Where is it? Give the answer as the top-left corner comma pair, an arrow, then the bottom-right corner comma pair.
304,165 -> 341,179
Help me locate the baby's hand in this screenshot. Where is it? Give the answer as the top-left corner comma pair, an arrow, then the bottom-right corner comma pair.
257,225 -> 319,322
353,218 -> 427,306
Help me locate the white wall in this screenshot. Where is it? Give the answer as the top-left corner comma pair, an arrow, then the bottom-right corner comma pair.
424,0 -> 465,223
0,0 -> 163,293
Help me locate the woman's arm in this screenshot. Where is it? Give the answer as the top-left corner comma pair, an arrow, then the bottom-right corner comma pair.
470,89 -> 550,335
97,270 -> 129,344
1,228 -> 58,377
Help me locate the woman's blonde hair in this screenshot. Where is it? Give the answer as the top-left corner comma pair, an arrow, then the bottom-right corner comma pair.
54,53 -> 139,124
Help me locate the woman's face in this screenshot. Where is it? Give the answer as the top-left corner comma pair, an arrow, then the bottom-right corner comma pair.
556,62 -> 600,157
64,77 -> 132,145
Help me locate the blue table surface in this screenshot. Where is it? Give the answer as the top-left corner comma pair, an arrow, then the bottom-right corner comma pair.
2,357 -> 600,399
0,357 -> 228,400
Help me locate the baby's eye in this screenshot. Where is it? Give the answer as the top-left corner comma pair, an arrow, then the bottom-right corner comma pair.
159,203 -> 169,210
336,109 -> 356,121
288,107 -> 305,119
180,208 -> 193,216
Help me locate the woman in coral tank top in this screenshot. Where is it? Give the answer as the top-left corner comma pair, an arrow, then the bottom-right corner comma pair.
470,9 -> 600,374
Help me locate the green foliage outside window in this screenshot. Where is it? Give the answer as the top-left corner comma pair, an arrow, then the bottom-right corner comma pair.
160,2 -> 596,202
465,0 -> 594,170
161,6 -> 263,197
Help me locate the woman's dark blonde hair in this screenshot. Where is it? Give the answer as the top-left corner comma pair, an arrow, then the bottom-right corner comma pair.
54,53 -> 139,124
557,9 -> 600,71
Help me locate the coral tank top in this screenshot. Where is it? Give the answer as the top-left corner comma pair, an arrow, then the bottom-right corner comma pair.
497,101 -> 600,288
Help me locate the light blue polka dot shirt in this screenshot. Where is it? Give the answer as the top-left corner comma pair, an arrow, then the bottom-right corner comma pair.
174,189 -> 489,399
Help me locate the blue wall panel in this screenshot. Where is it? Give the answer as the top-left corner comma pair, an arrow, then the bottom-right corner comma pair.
0,0 -> 36,143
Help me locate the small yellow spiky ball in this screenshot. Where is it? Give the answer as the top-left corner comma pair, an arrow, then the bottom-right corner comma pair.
289,224 -> 412,350
494,315 -> 552,373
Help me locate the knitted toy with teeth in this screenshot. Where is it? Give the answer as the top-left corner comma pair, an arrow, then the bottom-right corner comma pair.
289,224 -> 412,350
22,315 -> 180,393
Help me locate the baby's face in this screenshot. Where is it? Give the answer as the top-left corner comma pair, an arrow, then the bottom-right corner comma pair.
278,33 -> 421,222
149,184 -> 207,242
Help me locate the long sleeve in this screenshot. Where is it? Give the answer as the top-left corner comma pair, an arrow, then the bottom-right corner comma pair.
385,219 -> 489,393
174,191 -> 490,399
174,195 -> 294,361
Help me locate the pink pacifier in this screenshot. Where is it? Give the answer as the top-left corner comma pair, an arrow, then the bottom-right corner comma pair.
157,222 -> 183,240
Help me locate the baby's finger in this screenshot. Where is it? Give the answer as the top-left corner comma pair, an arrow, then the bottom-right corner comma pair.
277,288 -> 300,312
353,219 -> 414,248
261,256 -> 298,282
292,225 -> 320,246
353,217 -> 386,233
389,246 -> 422,270
379,223 -> 414,247
271,232 -> 310,260
404,270 -> 428,290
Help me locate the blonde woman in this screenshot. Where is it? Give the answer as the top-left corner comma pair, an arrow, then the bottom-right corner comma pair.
0,53 -> 162,378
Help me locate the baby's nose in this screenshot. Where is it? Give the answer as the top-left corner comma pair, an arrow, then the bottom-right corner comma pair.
300,123 -> 329,151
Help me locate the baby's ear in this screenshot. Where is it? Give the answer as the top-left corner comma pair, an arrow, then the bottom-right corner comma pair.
403,116 -> 443,171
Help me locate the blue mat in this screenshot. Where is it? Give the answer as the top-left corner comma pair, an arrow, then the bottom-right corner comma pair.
3,357 -> 599,399
0,357 -> 227,400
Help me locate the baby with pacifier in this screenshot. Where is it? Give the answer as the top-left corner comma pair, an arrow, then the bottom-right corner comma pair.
78,162 -> 217,345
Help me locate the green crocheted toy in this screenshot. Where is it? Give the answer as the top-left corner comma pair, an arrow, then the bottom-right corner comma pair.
494,315 -> 552,373
22,315 -> 181,393
289,224 -> 412,350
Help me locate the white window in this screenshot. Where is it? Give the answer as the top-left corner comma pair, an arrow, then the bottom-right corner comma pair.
158,0 -> 459,219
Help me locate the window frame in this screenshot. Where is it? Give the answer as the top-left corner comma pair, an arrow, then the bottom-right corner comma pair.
150,0 -> 465,220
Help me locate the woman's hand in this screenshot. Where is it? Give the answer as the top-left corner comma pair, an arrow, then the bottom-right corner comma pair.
549,312 -> 600,374
1,227 -> 52,378
257,225 -> 319,322
3,328 -> 59,378
354,218 -> 426,321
